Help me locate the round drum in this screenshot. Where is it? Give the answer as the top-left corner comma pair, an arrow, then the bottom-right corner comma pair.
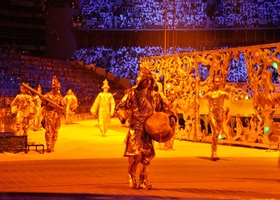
144,112 -> 174,143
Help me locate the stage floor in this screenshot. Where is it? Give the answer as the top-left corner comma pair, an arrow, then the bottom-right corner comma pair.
0,117 -> 278,162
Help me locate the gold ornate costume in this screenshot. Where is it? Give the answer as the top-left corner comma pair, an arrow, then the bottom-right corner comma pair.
63,89 -> 78,125
43,76 -> 64,153
203,77 -> 230,161
116,67 -> 175,189
90,79 -> 115,137
31,84 -> 43,131
10,84 -> 36,136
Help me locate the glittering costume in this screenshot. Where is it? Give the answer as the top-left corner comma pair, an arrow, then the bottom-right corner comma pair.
43,76 -> 64,153
203,77 -> 230,161
32,85 -> 43,131
63,89 -> 78,125
10,84 -> 36,136
90,79 -> 115,137
116,67 -> 174,189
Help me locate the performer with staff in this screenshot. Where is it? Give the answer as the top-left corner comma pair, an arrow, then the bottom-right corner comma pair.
22,76 -> 65,153
42,76 -> 64,153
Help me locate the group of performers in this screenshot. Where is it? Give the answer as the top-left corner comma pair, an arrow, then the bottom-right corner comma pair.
10,76 -> 78,153
9,65 -> 241,189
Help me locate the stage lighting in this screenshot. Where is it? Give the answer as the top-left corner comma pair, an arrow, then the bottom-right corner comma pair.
272,61 -> 278,70
264,126 -> 270,134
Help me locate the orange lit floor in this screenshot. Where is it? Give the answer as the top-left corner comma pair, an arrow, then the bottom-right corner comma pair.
0,117 -> 278,161
0,118 -> 279,199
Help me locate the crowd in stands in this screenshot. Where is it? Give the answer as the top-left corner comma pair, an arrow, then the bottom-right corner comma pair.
1,44 -> 278,111
0,50 -> 123,112
71,45 -> 251,85
71,45 -> 206,84
77,0 -> 280,29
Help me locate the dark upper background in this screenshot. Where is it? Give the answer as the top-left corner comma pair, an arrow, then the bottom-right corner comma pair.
0,0 -> 280,59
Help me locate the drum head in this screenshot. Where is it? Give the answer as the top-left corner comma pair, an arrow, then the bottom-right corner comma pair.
145,112 -> 174,142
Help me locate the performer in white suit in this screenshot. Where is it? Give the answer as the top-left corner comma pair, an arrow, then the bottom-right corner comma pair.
90,79 -> 115,137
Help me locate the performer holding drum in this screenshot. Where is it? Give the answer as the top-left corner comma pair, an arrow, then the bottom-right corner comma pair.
116,66 -> 176,190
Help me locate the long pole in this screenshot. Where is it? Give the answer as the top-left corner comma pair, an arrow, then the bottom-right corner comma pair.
172,0 -> 175,54
164,0 -> 167,56
163,0 -> 167,94
21,83 -> 64,112
195,60 -> 199,141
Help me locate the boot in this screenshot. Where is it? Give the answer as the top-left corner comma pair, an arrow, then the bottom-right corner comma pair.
139,175 -> 152,190
211,151 -> 220,161
211,140 -> 219,161
128,174 -> 137,189
47,145 -> 52,153
51,144 -> 55,152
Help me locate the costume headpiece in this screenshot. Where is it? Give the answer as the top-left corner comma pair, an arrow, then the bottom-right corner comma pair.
102,79 -> 110,89
51,76 -> 61,88
37,84 -> 42,91
67,88 -> 74,95
134,66 -> 156,89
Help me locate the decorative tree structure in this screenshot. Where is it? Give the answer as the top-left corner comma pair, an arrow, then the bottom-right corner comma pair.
140,42 -> 280,148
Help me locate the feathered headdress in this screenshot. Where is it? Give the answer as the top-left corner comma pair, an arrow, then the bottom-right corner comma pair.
133,66 -> 156,89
